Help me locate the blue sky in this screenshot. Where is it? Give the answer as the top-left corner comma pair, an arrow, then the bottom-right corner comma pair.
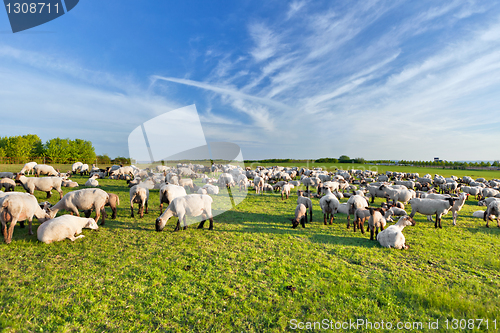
1,0 -> 500,161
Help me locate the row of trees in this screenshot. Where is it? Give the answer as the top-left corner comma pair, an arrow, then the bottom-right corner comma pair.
315,156 -> 366,164
398,160 -> 500,168
0,135 -> 96,164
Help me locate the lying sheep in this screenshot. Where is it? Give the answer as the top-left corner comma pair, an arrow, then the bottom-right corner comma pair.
484,200 -> 500,228
319,188 -> 339,225
0,193 -> 50,244
37,215 -> 99,244
367,208 -> 387,240
62,179 -> 79,188
384,206 -> 408,222
20,162 -> 37,176
377,216 -> 415,249
202,184 -> 219,195
1,178 -> 16,192
159,184 -> 187,214
472,210 -> 488,218
155,194 -> 214,231
15,174 -> 63,199
409,197 -> 457,228
0,172 -> 15,179
85,175 -> 99,187
291,203 -> 307,228
46,188 -> 109,225
130,185 -> 149,218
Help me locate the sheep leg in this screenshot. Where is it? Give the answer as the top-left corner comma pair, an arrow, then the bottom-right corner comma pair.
300,216 -> 306,228
130,202 -> 135,218
370,227 -> 374,241
58,190 -> 63,200
208,217 -> 214,230
1,221 -> 7,242
353,219 -> 357,232
329,214 -> 334,225
28,217 -> 33,235
46,191 -> 52,199
111,205 -> 117,219
145,201 -> 148,214
139,203 -> 144,218
360,220 -> 365,234
323,214 -> 327,225
159,202 -> 163,214
68,235 -> 85,241
182,216 -> 187,230
100,207 -> 106,226
198,214 -> 206,229
5,217 -> 18,244
84,210 -> 92,218
173,220 -> 180,231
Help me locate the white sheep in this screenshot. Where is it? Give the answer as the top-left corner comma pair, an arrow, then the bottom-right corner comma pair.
159,184 -> 187,213
1,178 -> 16,192
472,210 -> 487,218
408,197 -> 456,228
376,216 -> 416,249
85,175 -> 99,187
291,203 -> 307,228
367,208 -> 387,240
384,206 -> 407,222
46,188 -> 109,225
71,162 -> 83,174
37,215 -> 99,244
450,192 -> 468,226
0,193 -> 50,243
346,194 -> 369,228
155,194 -> 214,231
20,162 -> 37,175
202,184 -> 219,195
281,184 -> 292,200
484,199 -> 500,228
62,179 -> 79,188
33,164 -> 59,177
297,193 -> 313,222
130,185 -> 149,218
319,188 -> 339,225
15,174 -> 63,199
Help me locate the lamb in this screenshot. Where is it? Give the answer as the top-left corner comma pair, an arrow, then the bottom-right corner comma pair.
84,192 -> 120,219
346,194 -> 369,228
484,199 -> 500,228
408,197 -> 457,228
20,162 -> 37,175
237,174 -> 249,191
376,216 -> 416,249
352,208 -> 371,233
15,174 -> 63,199
450,192 -> 468,226
46,188 -> 109,225
319,188 -> 339,225
367,208 -> 387,240
297,192 -> 313,222
281,184 -> 292,200
254,176 -> 264,194
384,206 -> 408,222
1,178 -> 16,192
79,164 -> 90,176
159,184 -> 188,213
37,215 -> 99,244
0,193 -> 50,243
130,185 -> 149,218
155,194 -> 214,231
33,164 -> 59,177
291,203 -> 307,228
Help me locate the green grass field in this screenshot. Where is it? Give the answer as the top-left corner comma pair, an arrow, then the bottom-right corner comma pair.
0,164 -> 499,332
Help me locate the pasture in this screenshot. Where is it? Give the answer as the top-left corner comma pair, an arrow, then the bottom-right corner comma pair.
0,164 -> 499,332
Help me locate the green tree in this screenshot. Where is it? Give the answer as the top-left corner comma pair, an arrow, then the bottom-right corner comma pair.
97,154 -> 111,164
44,138 -> 71,162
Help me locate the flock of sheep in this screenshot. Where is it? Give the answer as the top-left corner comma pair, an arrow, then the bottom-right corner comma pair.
1,161 -> 499,249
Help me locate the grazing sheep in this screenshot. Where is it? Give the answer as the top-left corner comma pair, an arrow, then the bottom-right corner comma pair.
1,178 -> 16,192
37,215 -> 99,244
291,203 -> 307,228
484,200 -> 500,228
71,162 -> 83,174
20,162 -> 37,175
0,193 -> 50,243
319,188 -> 339,225
479,188 -> 500,200
0,172 -> 15,179
130,185 -> 149,218
478,197 -> 500,207
376,216 -> 416,249
159,184 -> 187,214
15,174 -> 63,199
408,197 -> 457,228
254,176 -> 264,194
460,186 -> 481,200
33,164 -> 59,177
367,208 -> 387,240
179,178 -> 195,193
218,173 -> 235,188
297,193 -> 313,222
46,188 -> 109,225
155,194 -> 214,231
79,164 -> 90,176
